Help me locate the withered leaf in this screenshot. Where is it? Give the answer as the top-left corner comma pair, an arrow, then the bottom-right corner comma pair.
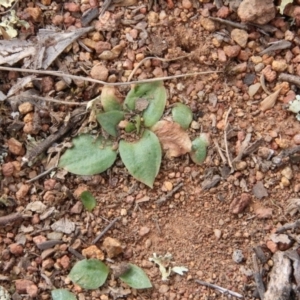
151,120 -> 192,158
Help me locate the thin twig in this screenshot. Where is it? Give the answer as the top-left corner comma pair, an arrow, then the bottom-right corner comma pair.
213,138 -> 227,164
0,66 -> 222,87
156,182 -> 184,205
278,73 -> 300,87
224,107 -> 233,169
127,54 -> 192,82
26,167 -> 56,183
92,217 -> 121,244
68,247 -> 85,260
21,95 -> 89,106
252,253 -> 265,300
195,279 -> 244,299
208,16 -> 249,30
0,213 -> 23,226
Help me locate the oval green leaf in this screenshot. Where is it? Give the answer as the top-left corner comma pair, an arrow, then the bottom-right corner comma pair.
101,86 -> 122,111
51,289 -> 77,300
119,264 -> 152,289
119,129 -> 161,188
96,110 -> 124,137
59,134 -> 117,175
172,103 -> 193,130
124,81 -> 167,127
80,191 -> 96,211
190,134 -> 210,165
68,259 -> 109,290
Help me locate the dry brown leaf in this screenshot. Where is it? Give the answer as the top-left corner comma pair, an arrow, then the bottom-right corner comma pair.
151,120 -> 192,158
259,88 -> 281,111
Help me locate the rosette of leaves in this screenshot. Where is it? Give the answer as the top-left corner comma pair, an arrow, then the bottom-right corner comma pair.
58,81 -> 210,188
59,82 -> 166,188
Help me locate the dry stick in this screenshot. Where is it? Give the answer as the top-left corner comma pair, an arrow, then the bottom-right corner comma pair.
213,138 -> 227,164
156,182 -> 184,205
127,54 -> 192,82
68,247 -> 85,260
278,73 -> 300,87
252,253 -> 265,300
195,279 -> 244,299
92,216 -> 121,244
276,219 -> 300,234
0,213 -> 23,226
22,95 -> 88,106
208,16 -> 249,30
0,66 -> 222,87
224,107 -> 233,169
26,166 -> 56,183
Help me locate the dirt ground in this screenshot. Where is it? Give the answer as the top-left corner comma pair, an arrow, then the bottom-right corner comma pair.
1,0 -> 300,299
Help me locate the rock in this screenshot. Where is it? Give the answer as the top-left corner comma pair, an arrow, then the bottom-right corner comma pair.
272,60 -> 288,72
95,41 -> 111,54
281,166 -> 293,180
99,50 -> 115,60
15,279 -> 37,296
2,162 -> 14,177
159,284 -> 169,294
18,102 -> 33,114
293,133 -> 300,144
102,237 -> 123,258
232,249 -> 244,263
182,0 -> 192,9
252,181 -> 268,199
254,205 -> 273,219
139,226 -> 150,237
200,17 -> 216,32
7,138 -> 25,156
223,45 -> 241,58
216,6 -> 230,18
231,29 -> 248,48
9,243 -> 23,256
148,11 -> 159,24
237,0 -> 276,25
25,7 -> 42,22
230,193 -> 251,214
16,184 -> 30,201
266,240 -> 278,253
59,255 -> 70,269
90,65 -> 109,81
214,229 -> 222,239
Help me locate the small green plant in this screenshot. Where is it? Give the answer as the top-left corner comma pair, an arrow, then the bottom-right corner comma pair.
58,81 -> 209,188
51,259 -> 152,300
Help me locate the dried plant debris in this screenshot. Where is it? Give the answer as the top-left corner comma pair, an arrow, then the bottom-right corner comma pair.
285,198 -> 300,216
259,40 -> 292,55
0,27 -> 93,68
149,253 -> 188,281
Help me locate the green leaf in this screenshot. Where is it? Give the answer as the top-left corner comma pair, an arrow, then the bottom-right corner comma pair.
124,81 -> 167,127
51,289 -> 77,300
68,259 -> 109,290
119,264 -> 152,289
190,134 -> 210,165
59,134 -> 117,175
80,191 -> 96,211
96,110 -> 124,137
172,103 -> 193,130
101,86 -> 122,111
119,129 -> 161,188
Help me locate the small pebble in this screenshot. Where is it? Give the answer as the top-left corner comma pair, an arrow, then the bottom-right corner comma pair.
90,65 -> 109,81
139,226 -> 150,237
182,0 -> 192,9
213,229 -> 222,240
281,166 -> 293,180
232,249 -> 244,263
